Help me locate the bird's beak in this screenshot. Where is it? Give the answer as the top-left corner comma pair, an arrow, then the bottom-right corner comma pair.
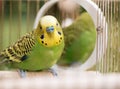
46,26 -> 54,33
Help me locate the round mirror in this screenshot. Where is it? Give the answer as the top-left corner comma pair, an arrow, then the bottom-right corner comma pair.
33,0 -> 108,71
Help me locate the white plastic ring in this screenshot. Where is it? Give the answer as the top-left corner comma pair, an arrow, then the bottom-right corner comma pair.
33,0 -> 108,71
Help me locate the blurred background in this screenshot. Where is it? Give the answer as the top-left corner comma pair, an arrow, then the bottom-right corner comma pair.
0,0 -> 120,73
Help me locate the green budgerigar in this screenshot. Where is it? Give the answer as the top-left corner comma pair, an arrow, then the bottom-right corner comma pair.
58,12 -> 96,66
0,15 -> 64,75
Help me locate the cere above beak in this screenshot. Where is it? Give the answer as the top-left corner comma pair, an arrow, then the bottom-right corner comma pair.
46,26 -> 54,33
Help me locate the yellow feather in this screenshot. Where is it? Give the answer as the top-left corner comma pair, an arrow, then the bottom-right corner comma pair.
35,15 -> 64,47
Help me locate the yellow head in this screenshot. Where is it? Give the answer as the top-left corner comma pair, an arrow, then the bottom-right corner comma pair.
35,15 -> 64,47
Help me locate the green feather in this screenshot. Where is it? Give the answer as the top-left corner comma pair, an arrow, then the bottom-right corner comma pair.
12,40 -> 64,70
58,12 -> 96,65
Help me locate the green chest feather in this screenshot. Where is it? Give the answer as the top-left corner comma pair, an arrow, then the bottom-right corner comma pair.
12,40 -> 64,70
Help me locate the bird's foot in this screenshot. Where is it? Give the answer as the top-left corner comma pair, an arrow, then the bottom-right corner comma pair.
48,68 -> 58,76
18,69 -> 26,78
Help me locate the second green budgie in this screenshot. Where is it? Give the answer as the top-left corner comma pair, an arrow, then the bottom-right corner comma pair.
58,12 -> 96,66
0,15 -> 64,75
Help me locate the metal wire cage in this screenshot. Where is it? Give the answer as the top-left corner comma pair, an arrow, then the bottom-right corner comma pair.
94,0 -> 120,73
0,0 -> 47,50
0,0 -> 120,89
0,0 -> 120,72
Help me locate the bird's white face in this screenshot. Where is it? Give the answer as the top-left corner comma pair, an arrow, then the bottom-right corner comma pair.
35,15 -> 64,47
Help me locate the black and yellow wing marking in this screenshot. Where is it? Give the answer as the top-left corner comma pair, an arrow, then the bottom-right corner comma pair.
0,31 -> 35,63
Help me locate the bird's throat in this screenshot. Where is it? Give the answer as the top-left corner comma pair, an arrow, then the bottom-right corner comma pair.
38,31 -> 63,47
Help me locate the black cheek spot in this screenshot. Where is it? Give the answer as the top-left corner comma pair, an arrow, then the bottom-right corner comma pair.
41,41 -> 44,44
21,55 -> 28,61
45,43 -> 47,45
40,35 -> 44,39
60,37 -> 62,40
58,32 -> 61,35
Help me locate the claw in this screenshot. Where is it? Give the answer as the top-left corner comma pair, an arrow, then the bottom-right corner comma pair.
18,69 -> 26,78
48,65 -> 58,76
48,68 -> 58,76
